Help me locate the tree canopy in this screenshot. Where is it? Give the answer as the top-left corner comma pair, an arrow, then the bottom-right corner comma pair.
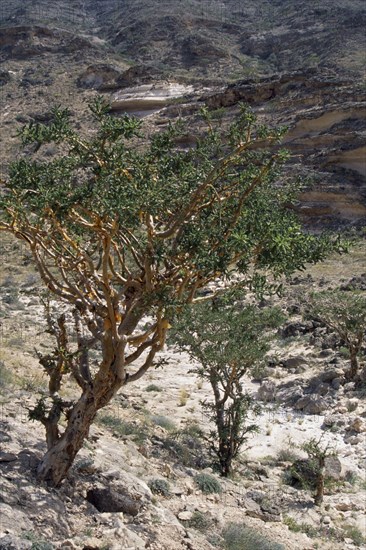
0,98 -> 343,485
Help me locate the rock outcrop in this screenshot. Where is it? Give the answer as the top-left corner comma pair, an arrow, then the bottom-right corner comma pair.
203,69 -> 366,227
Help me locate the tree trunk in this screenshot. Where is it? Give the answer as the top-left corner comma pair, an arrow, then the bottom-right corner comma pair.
314,471 -> 324,506
347,351 -> 359,380
37,390 -> 98,487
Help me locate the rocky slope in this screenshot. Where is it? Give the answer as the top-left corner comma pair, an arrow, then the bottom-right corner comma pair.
0,236 -> 366,550
0,3 -> 366,549
0,1 -> 365,228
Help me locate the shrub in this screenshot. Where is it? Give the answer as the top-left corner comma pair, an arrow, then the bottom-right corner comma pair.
194,473 -> 222,494
283,516 -> 318,538
148,478 -> 170,496
24,532 -> 54,550
222,522 -> 285,550
343,525 -> 366,547
145,384 -> 162,392
97,414 -> 148,443
186,510 -> 213,532
151,415 -> 177,432
0,361 -> 13,388
169,301 -> 284,476
160,422 -> 209,469
178,388 -> 189,406
277,447 -> 300,463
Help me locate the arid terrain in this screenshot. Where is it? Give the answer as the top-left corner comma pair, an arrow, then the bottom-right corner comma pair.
0,1 -> 366,549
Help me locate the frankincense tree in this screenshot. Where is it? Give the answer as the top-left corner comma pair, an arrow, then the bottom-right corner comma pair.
0,98 -> 340,486
170,299 -> 285,476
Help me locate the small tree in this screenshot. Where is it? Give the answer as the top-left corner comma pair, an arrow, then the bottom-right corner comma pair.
0,98 -> 339,486
308,290 -> 366,380
301,437 -> 337,506
170,300 -> 285,476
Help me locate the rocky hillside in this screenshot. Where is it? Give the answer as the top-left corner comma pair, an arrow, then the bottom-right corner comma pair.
0,0 -> 365,228
0,236 -> 366,550
0,4 -> 366,549
1,0 -> 366,81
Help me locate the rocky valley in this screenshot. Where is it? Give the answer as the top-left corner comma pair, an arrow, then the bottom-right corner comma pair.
0,2 -> 365,550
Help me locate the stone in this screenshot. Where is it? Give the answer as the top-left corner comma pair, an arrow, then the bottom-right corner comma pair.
332,377 -> 343,390
318,349 -> 333,357
323,415 -> 346,428
77,64 -> 122,90
289,455 -> 342,488
178,510 -> 193,521
280,321 -> 314,338
335,499 -> 353,512
345,435 -> 362,445
0,70 -> 11,86
58,541 -> 78,549
257,380 -> 277,402
347,417 -> 365,433
113,526 -> 145,549
345,399 -> 359,412
324,456 -> 342,480
283,355 -> 308,369
111,82 -> 194,113
86,487 -> 141,516
0,535 -> 32,550
0,503 -> 33,533
102,470 -> 152,501
294,395 -> 327,414
0,452 -> 17,462
319,368 -> 343,383
148,505 -> 184,529
314,383 -> 329,396
241,497 -> 261,514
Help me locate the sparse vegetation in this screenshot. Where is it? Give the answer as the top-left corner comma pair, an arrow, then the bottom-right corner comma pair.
23,532 -> 54,550
283,516 -> 318,538
148,478 -> 170,496
0,98 -> 338,486
307,290 -> 366,380
97,413 -> 149,443
145,384 -> 162,392
343,525 -> 366,547
151,415 -> 177,432
0,361 -> 13,388
194,473 -> 222,494
178,388 -> 189,406
288,437 -> 338,505
170,300 -> 284,476
277,447 -> 301,463
186,510 -> 213,532
222,522 -> 285,550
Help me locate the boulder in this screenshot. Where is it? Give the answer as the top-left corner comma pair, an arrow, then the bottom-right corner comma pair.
289,455 -> 342,488
0,535 -> 32,550
314,383 -> 329,396
86,487 -> 142,516
319,368 -> 344,383
178,510 -> 194,521
101,469 -> 152,501
282,355 -> 308,369
325,456 -> 342,480
0,452 -> 17,462
294,395 -> 327,414
347,417 -> 365,433
257,380 -> 277,402
280,321 -> 314,338
77,64 -> 122,91
0,70 -> 11,86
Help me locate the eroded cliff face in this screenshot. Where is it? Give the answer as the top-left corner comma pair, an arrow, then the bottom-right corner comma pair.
203,70 -> 366,227
0,1 -> 365,229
